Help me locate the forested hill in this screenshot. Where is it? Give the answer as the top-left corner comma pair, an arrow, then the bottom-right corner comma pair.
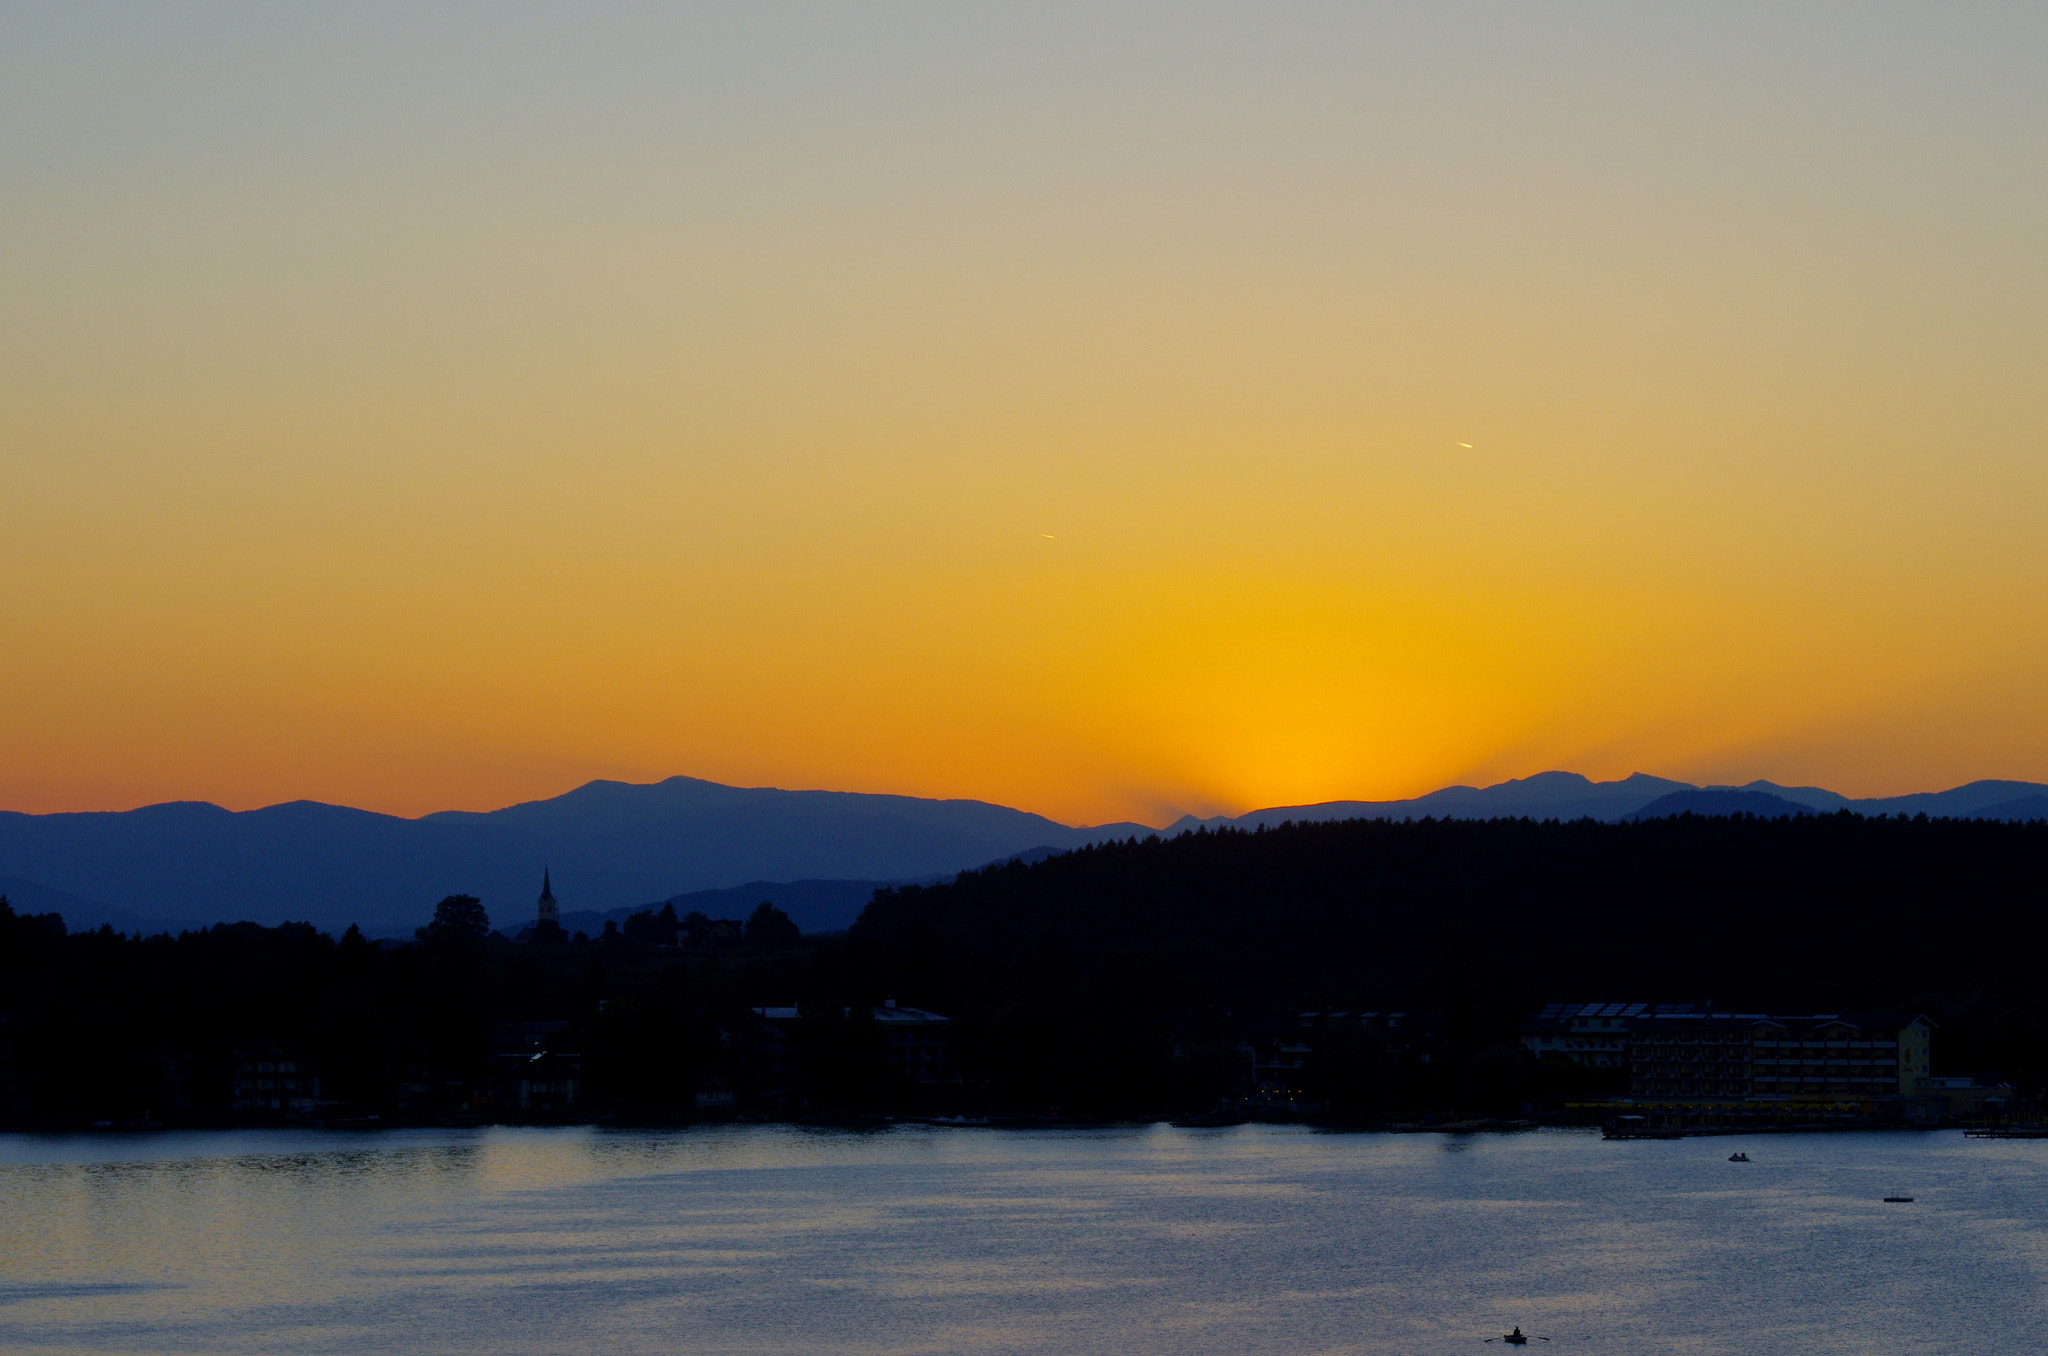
846,812 -> 2048,1052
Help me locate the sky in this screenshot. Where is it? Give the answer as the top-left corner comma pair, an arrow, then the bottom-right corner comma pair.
5,2 -> 2048,826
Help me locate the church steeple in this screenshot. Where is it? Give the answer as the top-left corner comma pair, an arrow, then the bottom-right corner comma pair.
537,868 -> 558,927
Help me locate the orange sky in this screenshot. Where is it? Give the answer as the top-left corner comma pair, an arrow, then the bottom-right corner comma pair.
5,4 -> 2047,825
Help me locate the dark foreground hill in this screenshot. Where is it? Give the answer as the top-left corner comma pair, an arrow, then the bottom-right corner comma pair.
846,812 -> 2048,1110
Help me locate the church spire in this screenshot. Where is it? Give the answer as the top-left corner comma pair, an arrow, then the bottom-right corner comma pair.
537,868 -> 558,926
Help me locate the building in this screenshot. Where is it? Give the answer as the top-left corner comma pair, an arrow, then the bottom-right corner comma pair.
750,1002 -> 958,1089
490,1021 -> 580,1111
1521,1002 -> 1677,1072
1734,1012 -> 1932,1101
875,1000 -> 956,1085
1522,1003 -> 1936,1104
231,1041 -> 323,1116
1253,1010 -> 1438,1104
492,1020 -> 570,1060
694,1078 -> 738,1110
510,1052 -> 581,1112
1625,1011 -> 1764,1099
154,1050 -> 195,1116
530,869 -> 566,943
1915,1076 -> 2014,1118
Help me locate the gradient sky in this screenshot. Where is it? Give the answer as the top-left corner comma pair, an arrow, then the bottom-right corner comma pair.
5,3 -> 2048,825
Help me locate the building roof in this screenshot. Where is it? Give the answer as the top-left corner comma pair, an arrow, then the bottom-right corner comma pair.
874,1005 -> 949,1025
1521,1001 -> 1686,1034
1536,1002 -> 1655,1020
1522,1004 -> 1932,1034
752,1004 -> 950,1025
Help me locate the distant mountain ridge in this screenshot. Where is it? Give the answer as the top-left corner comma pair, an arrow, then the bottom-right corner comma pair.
1166,771 -> 2048,829
1166,771 -> 1699,829
2,771 -> 2046,937
0,776 -> 1155,937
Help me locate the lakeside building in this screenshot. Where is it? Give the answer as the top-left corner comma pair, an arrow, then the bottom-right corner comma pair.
1733,1012 -> 1932,1100
508,1052 -> 581,1112
230,1041 -> 323,1116
488,1020 -> 581,1111
1519,1001 -> 1671,1073
749,1001 -> 958,1101
1250,1010 -> 1440,1108
1521,1002 -> 1935,1103
873,1001 -> 956,1086
1916,1075 -> 2015,1118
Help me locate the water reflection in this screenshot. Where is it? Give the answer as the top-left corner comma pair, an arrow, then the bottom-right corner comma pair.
0,1282 -> 177,1307
1,1124 -> 2044,1354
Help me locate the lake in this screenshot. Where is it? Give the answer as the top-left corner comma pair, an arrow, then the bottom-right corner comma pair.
1,1123 -> 2041,1354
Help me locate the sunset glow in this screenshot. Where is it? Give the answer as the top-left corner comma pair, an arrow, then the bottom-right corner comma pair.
6,4 -> 2047,823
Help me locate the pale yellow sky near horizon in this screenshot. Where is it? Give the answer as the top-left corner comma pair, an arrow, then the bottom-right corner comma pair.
5,3 -> 2048,825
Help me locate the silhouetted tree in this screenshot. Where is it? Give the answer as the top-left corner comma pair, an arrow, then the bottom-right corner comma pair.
745,902 -> 801,947
417,895 -> 490,944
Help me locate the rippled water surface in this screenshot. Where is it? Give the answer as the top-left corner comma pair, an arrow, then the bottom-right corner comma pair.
2,1123 -> 2043,1354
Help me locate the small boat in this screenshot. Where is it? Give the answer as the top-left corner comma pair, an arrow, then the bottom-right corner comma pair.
1727,1152 -> 1750,1162
1485,1328 -> 1548,1345
1883,1195 -> 1914,1203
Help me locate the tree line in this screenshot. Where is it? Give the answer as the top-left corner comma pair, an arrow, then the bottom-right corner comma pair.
0,894 -> 824,1125
4,810 -> 2046,1126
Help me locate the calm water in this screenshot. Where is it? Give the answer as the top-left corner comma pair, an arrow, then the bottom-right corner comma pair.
1,1123 -> 2042,1354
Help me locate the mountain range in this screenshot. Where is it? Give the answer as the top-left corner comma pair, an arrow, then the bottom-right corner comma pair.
3,771 -> 2045,938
